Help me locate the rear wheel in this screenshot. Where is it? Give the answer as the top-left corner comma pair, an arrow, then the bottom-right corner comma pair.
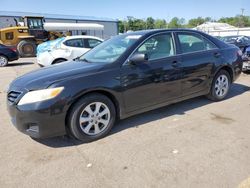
207,70 -> 231,101
0,55 -> 8,67
17,40 -> 36,57
67,93 -> 116,142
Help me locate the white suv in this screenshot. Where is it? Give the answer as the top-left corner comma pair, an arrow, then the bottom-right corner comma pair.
37,36 -> 103,67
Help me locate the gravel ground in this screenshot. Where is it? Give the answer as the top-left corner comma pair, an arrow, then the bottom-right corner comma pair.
0,58 -> 250,188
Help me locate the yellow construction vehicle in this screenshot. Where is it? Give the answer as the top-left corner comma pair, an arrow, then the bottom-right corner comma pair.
0,16 -> 64,57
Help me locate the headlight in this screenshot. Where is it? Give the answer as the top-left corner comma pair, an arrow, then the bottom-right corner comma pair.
18,87 -> 64,105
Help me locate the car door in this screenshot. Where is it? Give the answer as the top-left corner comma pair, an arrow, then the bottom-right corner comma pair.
121,32 -> 182,113
63,38 -> 87,58
176,32 -> 221,97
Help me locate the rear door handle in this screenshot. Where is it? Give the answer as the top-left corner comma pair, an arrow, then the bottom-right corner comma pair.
214,52 -> 221,58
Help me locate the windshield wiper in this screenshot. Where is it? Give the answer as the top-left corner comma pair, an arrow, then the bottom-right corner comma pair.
73,56 -> 90,63
78,58 -> 91,63
73,56 -> 80,61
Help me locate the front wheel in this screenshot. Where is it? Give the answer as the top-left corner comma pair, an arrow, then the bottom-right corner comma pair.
207,70 -> 231,101
67,93 -> 116,142
0,55 -> 8,67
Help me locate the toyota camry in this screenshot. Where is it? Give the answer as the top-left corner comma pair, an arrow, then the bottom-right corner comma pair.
7,29 -> 243,142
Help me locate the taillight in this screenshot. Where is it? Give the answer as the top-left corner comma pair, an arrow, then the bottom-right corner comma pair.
11,47 -> 17,52
237,49 -> 243,57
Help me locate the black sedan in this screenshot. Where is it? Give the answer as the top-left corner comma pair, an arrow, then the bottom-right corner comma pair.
221,35 -> 250,52
0,44 -> 19,67
220,35 -> 250,70
7,29 -> 243,142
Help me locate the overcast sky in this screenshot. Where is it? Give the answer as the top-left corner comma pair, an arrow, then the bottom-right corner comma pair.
1,0 -> 249,21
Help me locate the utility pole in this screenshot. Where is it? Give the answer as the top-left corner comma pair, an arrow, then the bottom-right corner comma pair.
241,8 -> 245,16
240,8 -> 245,27
237,8 -> 245,35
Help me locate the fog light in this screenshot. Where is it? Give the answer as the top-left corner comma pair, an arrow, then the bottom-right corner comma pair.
27,124 -> 39,133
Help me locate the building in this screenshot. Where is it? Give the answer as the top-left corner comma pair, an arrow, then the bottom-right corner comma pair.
0,11 -> 119,39
194,22 -> 250,37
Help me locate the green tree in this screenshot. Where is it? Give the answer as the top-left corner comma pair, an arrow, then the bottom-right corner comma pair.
218,16 -> 250,27
118,15 -> 250,33
218,16 -> 238,26
187,17 -> 207,28
168,17 -> 184,28
146,17 -> 155,29
154,19 -> 167,29
118,20 -> 125,33
127,16 -> 135,30
126,16 -> 145,31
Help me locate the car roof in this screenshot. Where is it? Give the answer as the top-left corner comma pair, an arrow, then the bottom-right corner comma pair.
124,28 -> 229,49
64,35 -> 103,41
125,28 -> 205,36
223,35 -> 249,38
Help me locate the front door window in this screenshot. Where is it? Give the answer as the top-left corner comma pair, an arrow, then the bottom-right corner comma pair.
135,33 -> 175,61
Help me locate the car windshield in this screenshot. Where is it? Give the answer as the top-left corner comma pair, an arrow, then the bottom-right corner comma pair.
221,36 -> 238,43
221,36 -> 250,44
78,34 -> 142,63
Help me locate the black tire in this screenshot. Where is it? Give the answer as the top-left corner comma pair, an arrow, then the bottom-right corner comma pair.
52,59 -> 67,65
206,70 -> 231,101
242,70 -> 250,74
17,40 -> 36,57
67,93 -> 116,142
0,55 -> 8,67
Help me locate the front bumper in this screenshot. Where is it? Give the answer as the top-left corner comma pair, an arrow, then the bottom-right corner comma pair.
37,51 -> 54,67
7,90 -> 67,139
243,61 -> 250,71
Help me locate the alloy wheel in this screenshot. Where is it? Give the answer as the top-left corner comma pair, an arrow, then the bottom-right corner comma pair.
215,75 -> 229,97
0,56 -> 8,67
79,102 -> 111,136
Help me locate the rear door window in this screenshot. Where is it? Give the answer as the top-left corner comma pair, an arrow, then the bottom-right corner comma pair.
177,33 -> 217,54
64,38 -> 84,48
86,39 -> 102,48
203,37 -> 218,50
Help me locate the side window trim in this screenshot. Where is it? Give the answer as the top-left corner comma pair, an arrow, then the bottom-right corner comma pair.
176,31 -> 218,55
123,32 -> 177,66
83,38 -> 88,48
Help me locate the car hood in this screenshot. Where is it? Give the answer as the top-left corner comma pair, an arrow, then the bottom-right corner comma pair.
10,61 -> 104,90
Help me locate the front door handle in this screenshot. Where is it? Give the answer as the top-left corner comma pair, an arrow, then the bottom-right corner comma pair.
153,72 -> 162,83
172,60 -> 180,67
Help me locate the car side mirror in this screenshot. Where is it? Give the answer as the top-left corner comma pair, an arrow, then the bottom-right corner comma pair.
129,53 -> 148,64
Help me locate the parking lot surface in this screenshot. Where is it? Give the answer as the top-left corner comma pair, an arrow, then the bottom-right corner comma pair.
0,58 -> 250,188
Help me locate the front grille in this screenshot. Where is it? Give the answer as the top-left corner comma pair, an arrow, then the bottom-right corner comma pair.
7,91 -> 22,103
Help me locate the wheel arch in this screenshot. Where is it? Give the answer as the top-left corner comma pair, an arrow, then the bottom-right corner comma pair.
18,38 -> 36,43
65,89 -> 121,130
213,65 -> 234,83
52,58 -> 68,64
0,53 -> 9,61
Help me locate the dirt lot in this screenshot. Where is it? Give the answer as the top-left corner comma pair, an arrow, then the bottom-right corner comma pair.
0,58 -> 250,188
